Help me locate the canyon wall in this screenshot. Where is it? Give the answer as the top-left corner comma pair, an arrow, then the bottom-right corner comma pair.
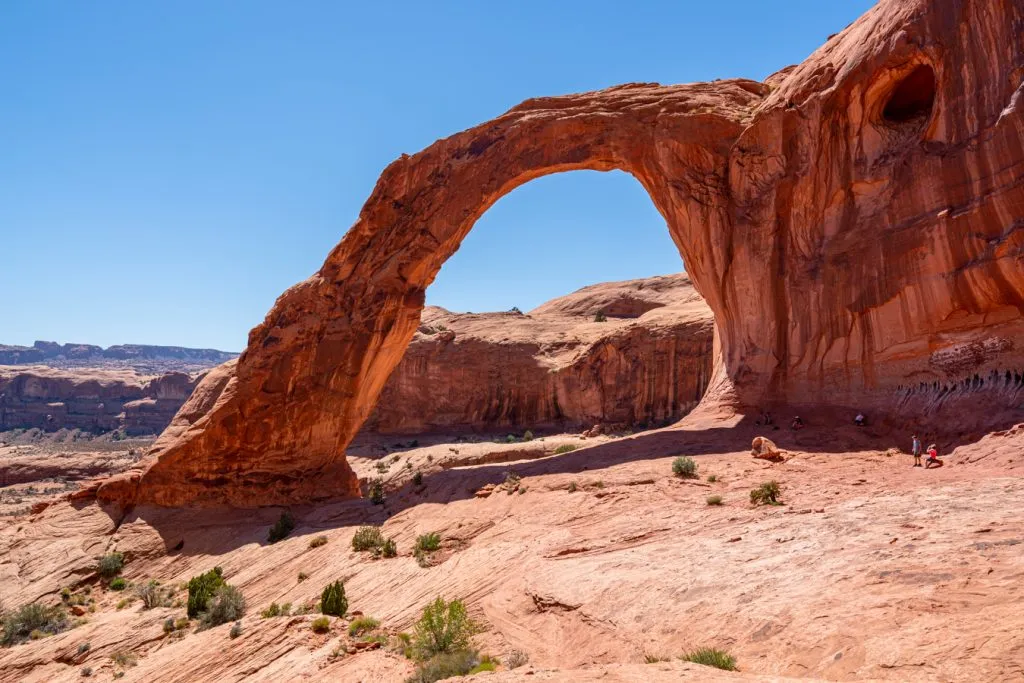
98,0 -> 1024,507
359,274 -> 713,436
0,367 -> 200,436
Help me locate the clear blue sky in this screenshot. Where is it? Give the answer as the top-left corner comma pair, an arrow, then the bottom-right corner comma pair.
0,1 -> 874,351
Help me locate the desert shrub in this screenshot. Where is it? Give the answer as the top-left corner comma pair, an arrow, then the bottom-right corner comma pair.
136,580 -> 170,609
320,580 -> 347,617
202,585 -> 246,627
672,456 -> 698,479
309,535 -> 328,549
707,474 -> 718,483
554,444 -> 576,455
522,430 -> 534,442
406,649 -> 480,683
80,666 -> 92,677
412,597 -> 480,660
412,471 -> 424,487
186,567 -> 225,618
311,616 -> 331,634
681,647 -> 737,671
369,479 -> 386,505
173,617 -> 190,630
78,641 -> 91,654
706,495 -> 724,506
567,481 -> 577,493
352,526 -> 386,552
110,650 -> 138,668
261,602 -> 291,618
162,618 -> 175,634
469,655 -> 498,673
348,616 -> 380,637
506,649 -> 529,669
229,621 -> 243,639
414,533 -> 441,553
749,481 -> 782,506
109,578 -> 127,591
1,602 -> 69,646
594,312 -> 607,322
645,654 -> 670,663
503,470 -> 521,491
267,511 -> 295,544
298,572 -> 309,582
96,552 -> 125,579
380,538 -> 398,558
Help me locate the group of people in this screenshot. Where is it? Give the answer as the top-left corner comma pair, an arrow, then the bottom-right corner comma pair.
911,434 -> 942,468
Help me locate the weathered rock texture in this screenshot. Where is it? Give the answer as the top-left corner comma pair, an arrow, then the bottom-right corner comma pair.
359,274 -> 713,436
0,367 -> 199,435
99,0 -> 1024,507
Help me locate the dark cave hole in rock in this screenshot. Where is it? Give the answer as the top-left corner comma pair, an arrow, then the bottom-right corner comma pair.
882,64 -> 936,124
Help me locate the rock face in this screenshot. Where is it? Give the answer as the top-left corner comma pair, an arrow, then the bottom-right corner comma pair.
0,367 -> 199,436
359,274 -> 713,436
99,0 -> 1024,507
0,341 -> 236,374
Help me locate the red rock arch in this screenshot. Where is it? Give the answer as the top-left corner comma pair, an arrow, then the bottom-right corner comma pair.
97,0 -> 1024,507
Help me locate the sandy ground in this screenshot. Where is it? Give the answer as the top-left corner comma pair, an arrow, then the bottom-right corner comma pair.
0,421 -> 1022,681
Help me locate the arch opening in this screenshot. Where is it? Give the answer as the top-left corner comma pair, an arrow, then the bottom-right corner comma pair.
882,64 -> 936,124
359,169 -> 715,439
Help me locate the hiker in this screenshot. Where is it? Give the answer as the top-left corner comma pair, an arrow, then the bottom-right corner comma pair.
911,434 -> 922,467
791,416 -> 804,431
924,443 -> 943,468
854,412 -> 866,427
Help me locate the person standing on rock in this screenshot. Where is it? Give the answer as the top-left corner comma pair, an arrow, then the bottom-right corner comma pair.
911,435 -> 922,467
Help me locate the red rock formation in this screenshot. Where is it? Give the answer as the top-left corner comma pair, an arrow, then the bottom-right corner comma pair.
0,367 -> 198,435
358,274 -> 713,436
98,0 -> 1024,507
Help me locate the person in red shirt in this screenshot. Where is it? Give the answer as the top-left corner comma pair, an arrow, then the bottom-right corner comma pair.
924,444 -> 943,468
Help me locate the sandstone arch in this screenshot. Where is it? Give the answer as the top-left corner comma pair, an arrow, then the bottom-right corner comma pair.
98,0 -> 1024,507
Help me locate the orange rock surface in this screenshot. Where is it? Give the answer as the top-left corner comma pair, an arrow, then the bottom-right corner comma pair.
359,274 -> 713,436
98,0 -> 1024,507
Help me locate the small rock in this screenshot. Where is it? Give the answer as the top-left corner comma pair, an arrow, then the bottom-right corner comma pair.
71,605 -> 86,616
475,484 -> 495,498
727,536 -> 742,543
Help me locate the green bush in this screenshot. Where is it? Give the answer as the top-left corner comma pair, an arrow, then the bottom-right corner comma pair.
267,511 -> 295,544
348,616 -> 379,637
412,471 -> 424,487
162,618 -> 175,634
554,444 -> 577,455
707,474 -> 718,483
672,456 -> 698,478
594,312 -> 607,322
469,655 -> 498,673
97,552 -> 125,579
706,495 -> 724,506
311,616 -> 331,633
1,603 -> 69,646
414,533 -> 441,553
369,479 -> 386,505
202,585 -> 246,627
110,650 -> 138,668
380,538 -> 398,558
308,535 -> 328,548
229,621 -> 243,639
406,649 -> 480,683
567,481 -> 577,493
187,567 -> 225,618
507,649 -> 529,669
109,577 -> 127,591
681,647 -> 737,671
522,430 -> 534,442
352,526 -> 385,552
412,597 -> 480,660
80,666 -> 92,677
750,481 -> 782,506
320,580 -> 347,617
261,602 -> 291,618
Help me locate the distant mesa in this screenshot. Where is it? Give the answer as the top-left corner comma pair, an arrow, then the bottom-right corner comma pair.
0,340 -> 237,373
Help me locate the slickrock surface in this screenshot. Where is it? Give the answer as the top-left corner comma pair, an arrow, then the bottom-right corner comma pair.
3,422 -> 1024,681
0,366 -> 198,436
100,0 -> 1024,508
360,274 -> 713,436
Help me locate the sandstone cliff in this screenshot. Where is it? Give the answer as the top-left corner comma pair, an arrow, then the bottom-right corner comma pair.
0,367 -> 199,436
359,274 -> 713,436
0,341 -> 236,374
